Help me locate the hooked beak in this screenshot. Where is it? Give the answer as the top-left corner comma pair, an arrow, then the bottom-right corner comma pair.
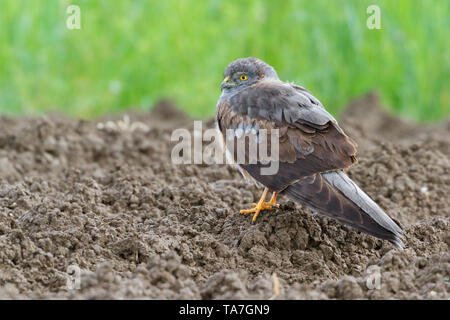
220,76 -> 234,90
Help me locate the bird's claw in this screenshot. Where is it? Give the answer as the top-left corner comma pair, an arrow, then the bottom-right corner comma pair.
240,201 -> 280,223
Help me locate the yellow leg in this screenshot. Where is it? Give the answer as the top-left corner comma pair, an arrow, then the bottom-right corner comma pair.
240,188 -> 280,222
267,191 -> 278,207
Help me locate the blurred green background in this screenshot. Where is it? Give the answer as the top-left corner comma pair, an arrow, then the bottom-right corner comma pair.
0,0 -> 448,121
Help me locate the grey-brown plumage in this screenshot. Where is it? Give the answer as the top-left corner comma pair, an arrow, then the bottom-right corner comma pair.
216,57 -> 404,249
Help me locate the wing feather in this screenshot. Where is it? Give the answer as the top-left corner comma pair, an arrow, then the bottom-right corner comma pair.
216,81 -> 357,191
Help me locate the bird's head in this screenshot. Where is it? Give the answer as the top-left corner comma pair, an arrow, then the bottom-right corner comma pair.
220,57 -> 278,93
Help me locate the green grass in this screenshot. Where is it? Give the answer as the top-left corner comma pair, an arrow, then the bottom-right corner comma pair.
0,0 -> 448,122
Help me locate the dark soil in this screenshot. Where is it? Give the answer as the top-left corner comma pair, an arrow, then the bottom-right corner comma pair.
0,93 -> 448,299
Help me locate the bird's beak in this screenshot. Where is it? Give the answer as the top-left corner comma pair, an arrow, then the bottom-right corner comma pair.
220,76 -> 234,90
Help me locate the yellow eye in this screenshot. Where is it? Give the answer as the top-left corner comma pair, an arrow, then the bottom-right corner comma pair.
240,74 -> 248,81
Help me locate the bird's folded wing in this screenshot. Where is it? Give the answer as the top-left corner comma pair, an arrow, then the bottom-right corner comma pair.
283,172 -> 404,247
216,81 -> 358,191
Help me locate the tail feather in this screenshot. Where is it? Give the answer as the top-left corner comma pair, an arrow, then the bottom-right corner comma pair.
282,171 -> 404,249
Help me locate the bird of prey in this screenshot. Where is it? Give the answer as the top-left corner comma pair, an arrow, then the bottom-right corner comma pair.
216,57 -> 404,249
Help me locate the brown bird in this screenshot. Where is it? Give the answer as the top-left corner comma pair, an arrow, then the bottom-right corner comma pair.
216,57 -> 404,249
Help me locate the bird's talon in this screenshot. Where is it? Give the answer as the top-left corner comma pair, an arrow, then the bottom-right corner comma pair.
240,190 -> 280,222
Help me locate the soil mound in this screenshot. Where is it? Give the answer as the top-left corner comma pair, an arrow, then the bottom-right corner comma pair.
0,93 -> 448,299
